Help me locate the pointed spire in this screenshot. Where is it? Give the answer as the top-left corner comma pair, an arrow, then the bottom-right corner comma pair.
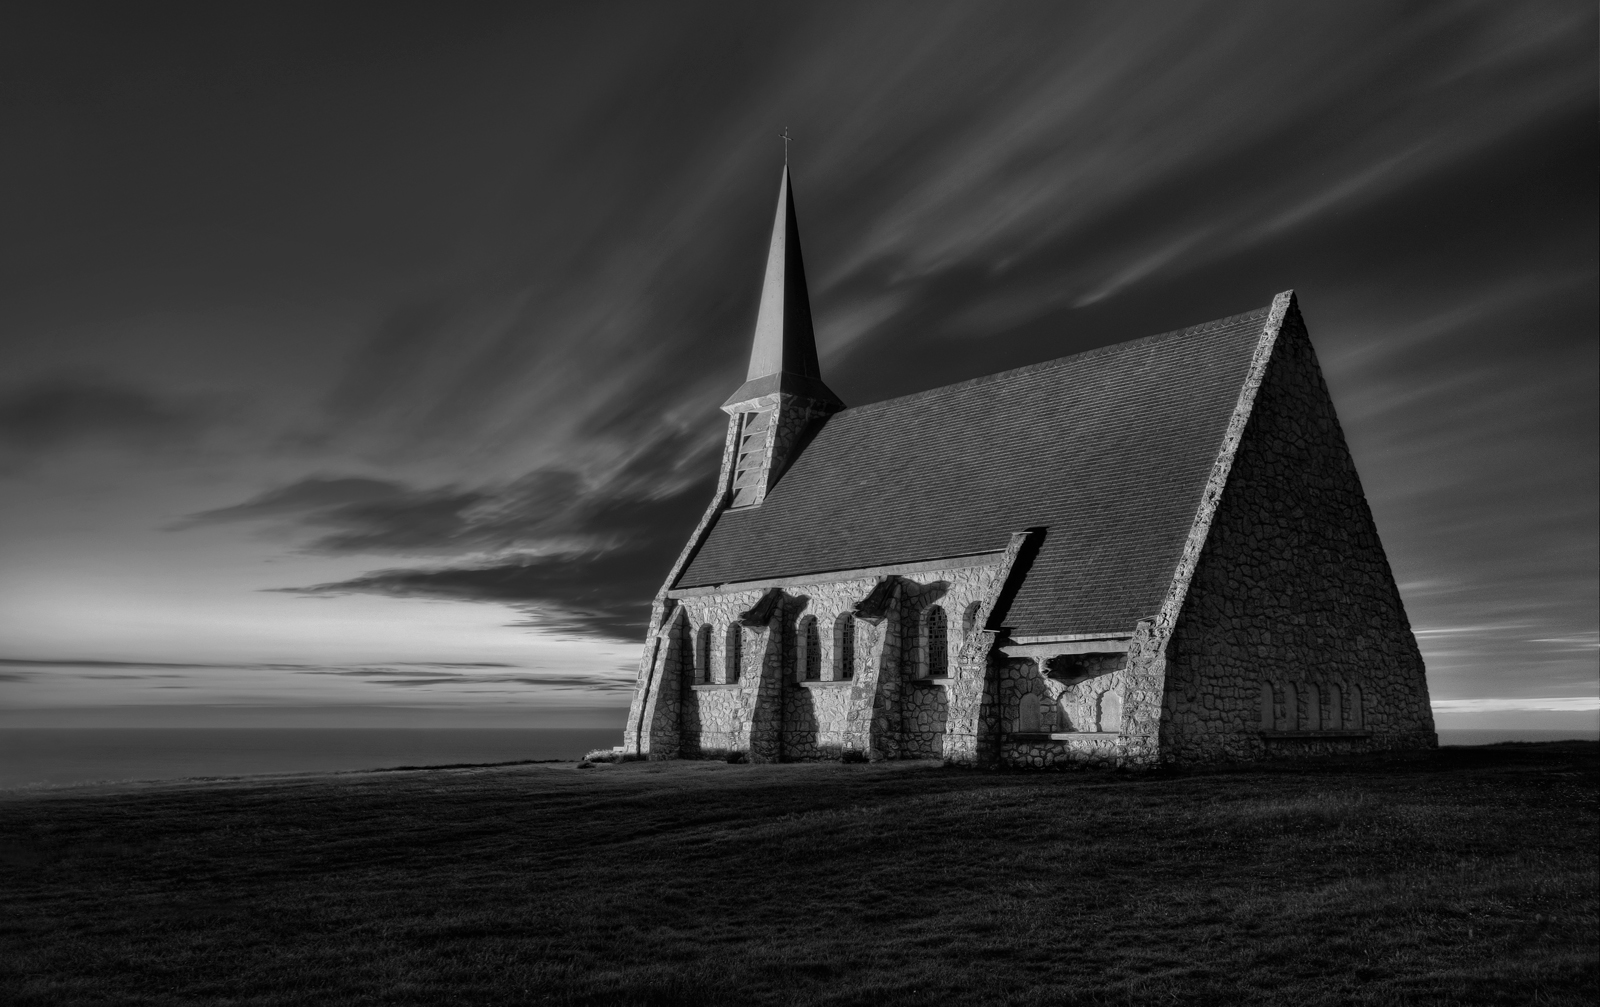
723,167 -> 843,409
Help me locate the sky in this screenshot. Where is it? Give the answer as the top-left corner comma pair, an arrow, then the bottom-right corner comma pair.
0,1 -> 1595,731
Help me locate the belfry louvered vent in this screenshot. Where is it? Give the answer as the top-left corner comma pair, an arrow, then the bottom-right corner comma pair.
729,410 -> 771,508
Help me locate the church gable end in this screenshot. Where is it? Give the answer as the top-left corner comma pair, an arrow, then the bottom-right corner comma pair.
1159,298 -> 1436,762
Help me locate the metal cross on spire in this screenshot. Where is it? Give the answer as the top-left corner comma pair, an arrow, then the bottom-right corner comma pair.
780,127 -> 791,164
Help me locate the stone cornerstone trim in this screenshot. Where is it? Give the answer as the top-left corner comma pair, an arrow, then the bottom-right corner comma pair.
622,419 -> 741,756
1115,291 -> 1293,766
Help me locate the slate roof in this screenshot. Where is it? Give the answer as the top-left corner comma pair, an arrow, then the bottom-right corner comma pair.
675,304 -> 1275,637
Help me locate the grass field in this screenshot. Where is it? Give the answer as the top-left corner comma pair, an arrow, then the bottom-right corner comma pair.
1,743 -> 1595,1005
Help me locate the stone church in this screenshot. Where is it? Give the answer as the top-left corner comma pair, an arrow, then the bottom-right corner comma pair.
621,168 -> 1436,768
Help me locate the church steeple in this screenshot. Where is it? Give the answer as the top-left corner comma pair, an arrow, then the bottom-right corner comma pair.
720,166 -> 843,509
723,167 -> 843,410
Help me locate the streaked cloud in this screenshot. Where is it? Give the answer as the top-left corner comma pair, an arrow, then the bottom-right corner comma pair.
1433,697 -> 1599,713
0,656 -> 634,698
281,545 -> 681,641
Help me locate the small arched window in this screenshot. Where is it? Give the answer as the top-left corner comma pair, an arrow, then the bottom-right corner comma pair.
1017,690 -> 1042,733
962,600 -> 983,638
833,614 -> 855,681
724,624 -> 742,684
797,616 -> 820,681
694,624 -> 712,684
924,605 -> 948,678
1350,684 -> 1364,729
1259,681 -> 1275,730
1304,682 -> 1322,731
1099,689 -> 1123,733
1328,683 -> 1344,731
1282,682 -> 1298,732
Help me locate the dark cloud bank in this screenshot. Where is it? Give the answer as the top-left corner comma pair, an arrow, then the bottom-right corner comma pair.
188,448 -> 717,639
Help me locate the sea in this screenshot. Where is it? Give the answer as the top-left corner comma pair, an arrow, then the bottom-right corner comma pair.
0,727 -> 1592,791
0,728 -> 624,790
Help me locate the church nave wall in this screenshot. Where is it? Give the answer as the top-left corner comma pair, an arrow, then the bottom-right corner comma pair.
663,559 -> 1004,762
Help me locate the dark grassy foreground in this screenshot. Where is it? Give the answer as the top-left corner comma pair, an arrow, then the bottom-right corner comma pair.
0,745 -> 1595,1006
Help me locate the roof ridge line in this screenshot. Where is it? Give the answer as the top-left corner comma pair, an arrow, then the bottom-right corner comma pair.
837,302 -> 1275,417
1147,291 -> 1294,643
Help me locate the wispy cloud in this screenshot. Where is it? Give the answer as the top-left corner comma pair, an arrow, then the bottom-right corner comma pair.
1433,697 -> 1599,713
1412,625 -> 1533,639
1527,635 -> 1600,650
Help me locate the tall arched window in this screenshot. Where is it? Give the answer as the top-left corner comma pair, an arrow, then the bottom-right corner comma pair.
1350,684 -> 1364,729
1304,682 -> 1322,731
798,616 -> 821,681
1259,681 -> 1275,730
833,614 -> 855,681
694,624 -> 712,684
1328,683 -> 1344,730
923,605 -> 948,678
1282,682 -> 1298,732
724,624 -> 742,684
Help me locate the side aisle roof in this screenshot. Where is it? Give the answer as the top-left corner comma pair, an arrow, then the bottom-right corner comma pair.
676,303 -> 1279,638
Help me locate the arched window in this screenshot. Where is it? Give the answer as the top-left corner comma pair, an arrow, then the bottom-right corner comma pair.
1259,681 -> 1275,730
1328,683 -> 1344,730
797,616 -> 820,681
962,600 -> 983,638
1099,689 -> 1123,733
694,624 -> 712,684
1282,682 -> 1298,732
1350,684 -> 1364,729
1017,690 -> 1042,733
923,605 -> 948,678
833,614 -> 855,681
1304,683 -> 1322,731
724,624 -> 742,684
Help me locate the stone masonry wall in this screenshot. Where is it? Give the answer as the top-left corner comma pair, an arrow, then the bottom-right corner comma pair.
661,559 -> 1004,762
1002,733 -> 1124,768
899,682 -> 948,758
1159,307 -> 1436,763
783,683 -> 853,759
995,653 -> 1130,768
